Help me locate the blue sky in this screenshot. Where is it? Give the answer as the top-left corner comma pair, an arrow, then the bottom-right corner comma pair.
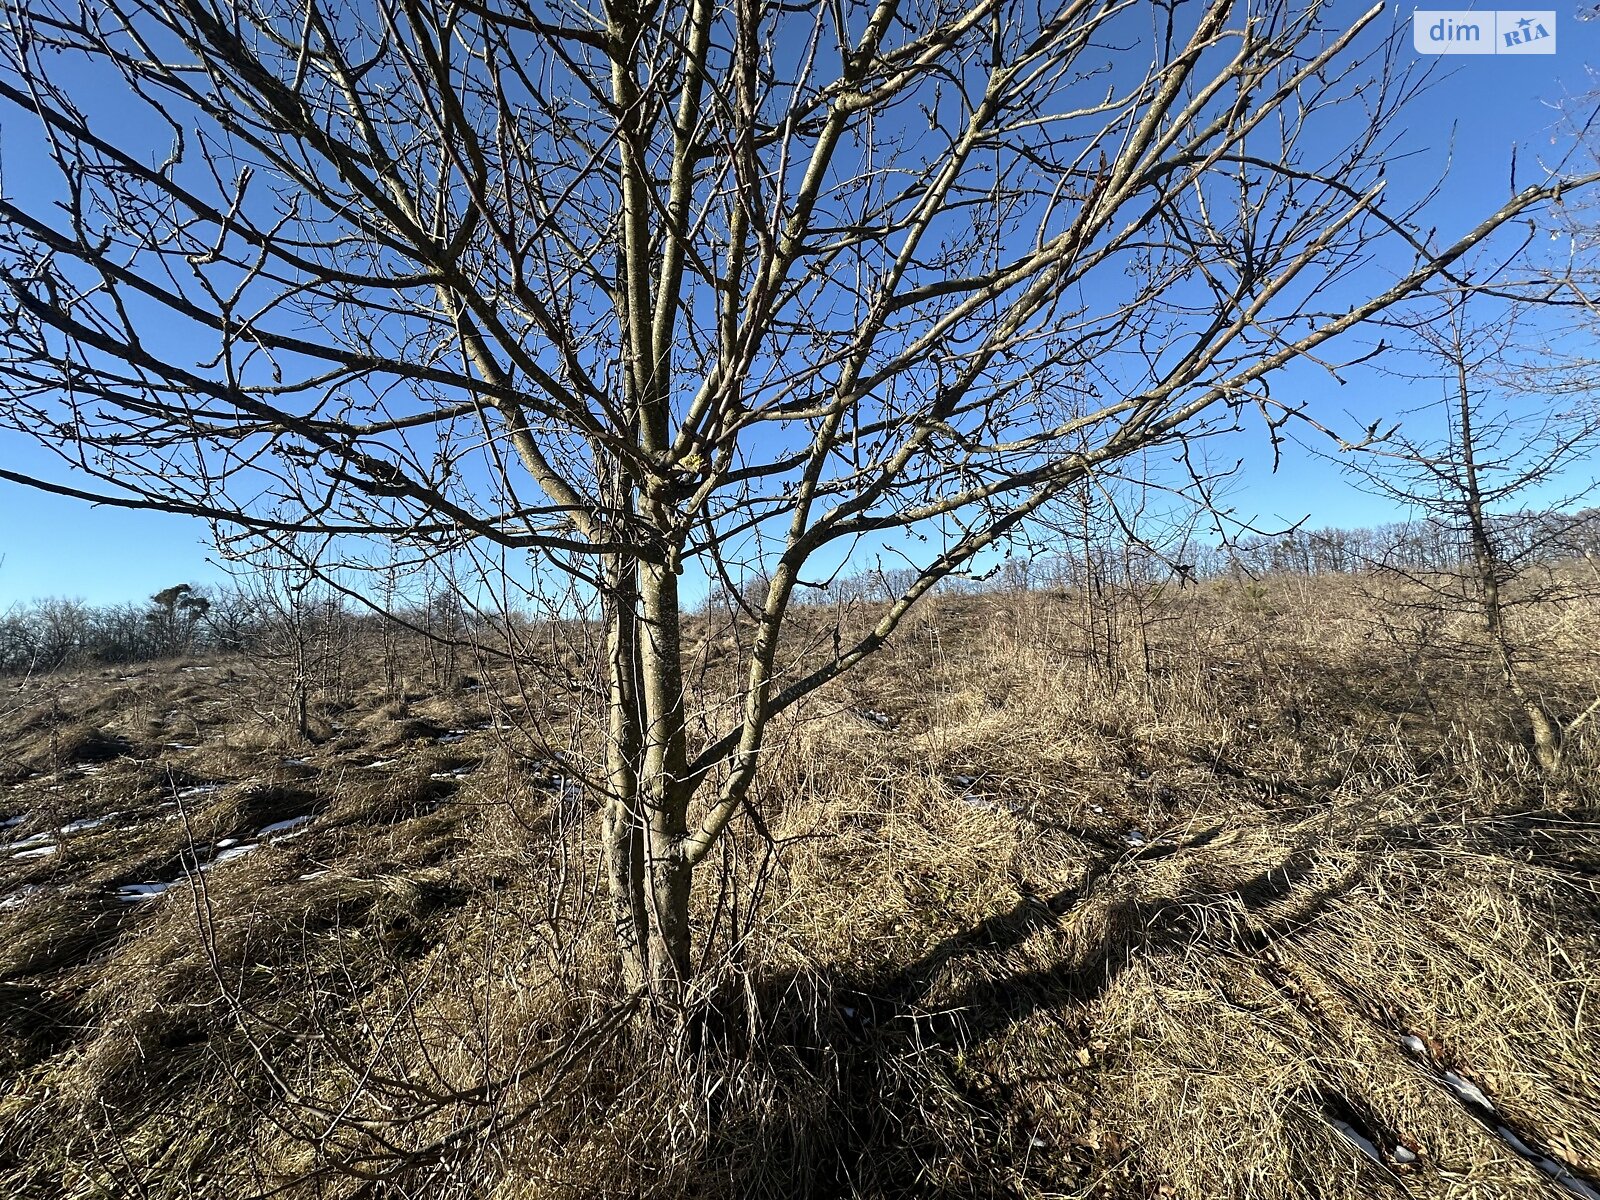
1,4 -> 1597,606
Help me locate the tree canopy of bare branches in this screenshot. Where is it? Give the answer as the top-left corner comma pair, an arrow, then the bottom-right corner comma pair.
2,0 -> 1594,993
1350,289 -> 1600,772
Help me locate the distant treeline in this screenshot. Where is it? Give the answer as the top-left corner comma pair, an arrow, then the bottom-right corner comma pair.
1191,507 -> 1600,580
721,507 -> 1600,606
0,581 -> 480,676
5,508 -> 1598,674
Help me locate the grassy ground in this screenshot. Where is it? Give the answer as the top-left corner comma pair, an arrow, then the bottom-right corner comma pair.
0,574 -> 1596,1199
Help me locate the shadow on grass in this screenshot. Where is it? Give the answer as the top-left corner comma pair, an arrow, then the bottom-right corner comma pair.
676,825 -> 1374,1200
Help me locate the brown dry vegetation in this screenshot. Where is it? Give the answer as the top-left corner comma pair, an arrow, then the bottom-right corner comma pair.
0,572 -> 1597,1200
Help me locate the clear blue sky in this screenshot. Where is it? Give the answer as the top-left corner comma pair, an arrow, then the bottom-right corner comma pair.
1,4 -> 1597,606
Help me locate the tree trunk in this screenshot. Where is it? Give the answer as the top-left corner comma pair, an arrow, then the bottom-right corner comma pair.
1454,339 -> 1564,774
602,556 -> 651,991
1524,702 -> 1564,775
598,547 -> 698,999
292,620 -> 311,743
638,560 -> 694,995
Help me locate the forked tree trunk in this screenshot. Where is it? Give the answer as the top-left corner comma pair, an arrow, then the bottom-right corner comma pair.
599,553 -> 697,998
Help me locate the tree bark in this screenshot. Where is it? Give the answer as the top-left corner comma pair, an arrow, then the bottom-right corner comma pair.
603,555 -> 651,990
638,559 -> 694,995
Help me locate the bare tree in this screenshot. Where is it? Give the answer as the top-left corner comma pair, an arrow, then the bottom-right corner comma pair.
146,583 -> 212,657
1350,289 -> 1600,773
0,0 -> 1593,995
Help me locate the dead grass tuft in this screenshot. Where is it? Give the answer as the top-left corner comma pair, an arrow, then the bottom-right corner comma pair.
16,720 -> 132,770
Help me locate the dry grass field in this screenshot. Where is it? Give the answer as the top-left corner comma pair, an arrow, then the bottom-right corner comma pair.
1,572 -> 1597,1200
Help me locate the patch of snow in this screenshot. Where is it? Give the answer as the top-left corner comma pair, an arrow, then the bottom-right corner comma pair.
951,775 -> 977,788
430,768 -> 473,780
1547,1165 -> 1600,1200
362,759 -> 398,770
1329,1118 -> 1383,1165
175,784 -> 220,800
61,815 -> 114,835
258,814 -> 313,838
859,709 -> 893,727
1498,1125 -> 1536,1157
1124,830 -> 1147,847
1393,1146 -> 1417,1164
6,830 -> 54,851
1443,1070 -> 1494,1111
1491,1126 -> 1600,1199
13,844 -> 58,859
282,756 -> 313,767
115,881 -> 177,901
1090,805 -> 1104,814
297,870 -> 328,880
0,815 -> 23,829
166,742 -> 198,751
208,843 -> 260,866
77,764 -> 106,775
436,731 -> 469,744
1400,1034 -> 1427,1056
0,886 -> 41,910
